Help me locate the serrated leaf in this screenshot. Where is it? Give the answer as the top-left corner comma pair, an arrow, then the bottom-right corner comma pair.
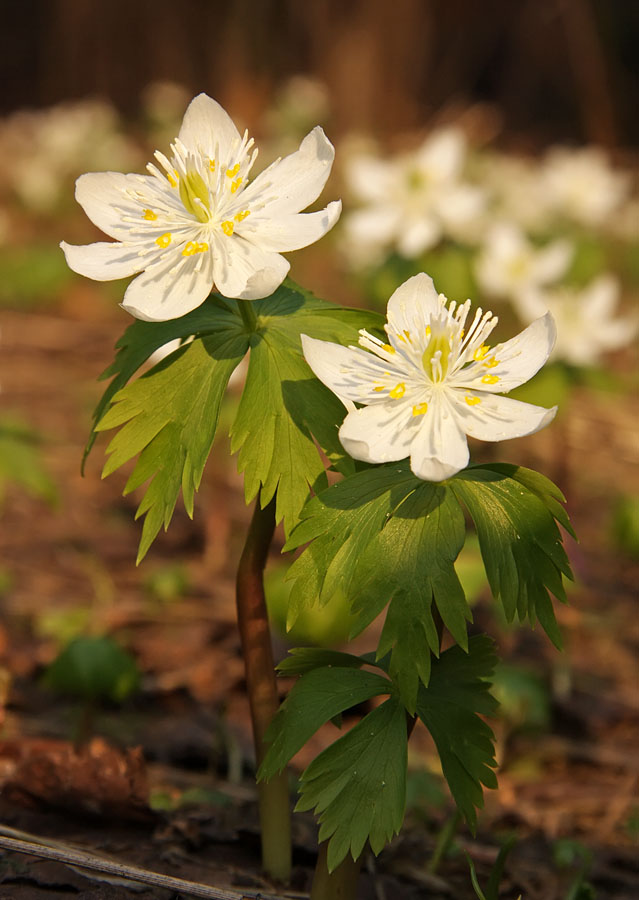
295,697 -> 407,871
450,466 -> 573,647
284,464 -> 472,711
230,281 -> 385,533
276,648 -> 368,677
85,295 -> 241,467
97,330 -> 248,562
259,666 -> 391,779
416,635 -> 498,832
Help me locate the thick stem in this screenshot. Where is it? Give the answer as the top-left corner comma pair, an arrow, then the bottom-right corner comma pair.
237,297 -> 258,332
236,496 -> 292,882
310,844 -> 363,900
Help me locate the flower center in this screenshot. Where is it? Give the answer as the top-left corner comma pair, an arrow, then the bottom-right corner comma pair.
178,169 -> 211,223
422,331 -> 452,382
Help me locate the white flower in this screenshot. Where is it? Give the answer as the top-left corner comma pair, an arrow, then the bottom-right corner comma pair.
60,93 -> 341,321
302,273 -> 557,482
343,128 -> 485,262
478,153 -> 552,233
515,275 -> 639,367
542,147 -> 629,228
476,222 -> 573,300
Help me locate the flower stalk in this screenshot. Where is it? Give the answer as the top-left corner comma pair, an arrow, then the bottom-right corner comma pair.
236,497 -> 291,882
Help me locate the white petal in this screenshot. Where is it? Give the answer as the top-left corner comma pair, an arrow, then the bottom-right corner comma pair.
386,272 -> 441,336
211,235 -> 289,300
339,402 -> 417,464
301,335 -> 404,404
177,93 -> 241,163
244,126 -> 335,216
345,156 -> 396,203
343,205 -> 402,248
121,252 -> 214,321
243,200 -> 341,252
74,172 -> 152,240
60,240 -> 144,281
397,216 -> 440,257
408,396 -> 469,481
532,239 -> 573,285
457,313 -> 556,393
416,128 -> 466,183
581,274 -> 619,320
452,392 -> 557,442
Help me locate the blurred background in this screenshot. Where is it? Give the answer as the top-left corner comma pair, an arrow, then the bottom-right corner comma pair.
0,2 -> 637,898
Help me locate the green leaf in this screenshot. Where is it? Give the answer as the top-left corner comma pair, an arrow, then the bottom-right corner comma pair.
276,647 -> 369,677
284,464 -> 471,711
97,329 -> 248,562
230,281 -> 384,532
416,635 -> 498,832
45,635 -> 140,702
450,466 -> 573,647
0,418 -> 57,506
259,665 -> 391,780
296,696 -> 408,871
85,295 -> 241,467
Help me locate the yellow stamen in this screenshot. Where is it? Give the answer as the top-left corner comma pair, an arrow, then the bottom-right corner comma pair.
234,210 -> 250,222
167,170 -> 178,188
412,402 -> 428,416
484,356 -> 499,368
389,382 -> 405,399
373,386 -> 385,393
230,177 -> 242,193
465,395 -> 481,406
209,159 -> 216,171
226,163 -> 240,178
155,232 -> 172,248
142,209 -> 157,221
382,343 -> 396,354
481,374 -> 499,384
403,329 -> 412,341
473,344 -> 490,361
182,241 -> 197,256
196,241 -> 209,253
221,220 -> 235,236
425,325 -> 431,336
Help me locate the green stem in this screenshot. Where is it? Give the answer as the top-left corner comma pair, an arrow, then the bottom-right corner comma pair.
427,810 -> 462,874
236,496 -> 291,883
237,297 -> 258,332
310,843 -> 364,900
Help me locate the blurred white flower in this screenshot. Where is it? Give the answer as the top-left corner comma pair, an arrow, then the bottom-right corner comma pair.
342,128 -> 486,263
542,147 -> 630,228
515,275 -> 638,366
302,273 -> 557,481
478,153 -> 552,233
476,222 -> 573,300
61,93 -> 341,320
0,100 -> 139,213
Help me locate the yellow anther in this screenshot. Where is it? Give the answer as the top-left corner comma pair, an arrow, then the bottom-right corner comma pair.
209,159 -> 216,171
230,177 -> 242,193
196,241 -> 209,253
155,232 -> 172,248
473,344 -> 490,361
221,220 -> 235,236
412,402 -> 428,416
182,241 -> 197,256
425,325 -> 431,336
142,209 -> 158,221
373,386 -> 385,393
398,334 -> 406,343
465,395 -> 481,406
167,170 -> 178,188
382,344 -> 396,354
226,163 -> 240,178
481,374 -> 499,384
234,210 -> 250,222
389,382 -> 406,399
484,356 -> 499,368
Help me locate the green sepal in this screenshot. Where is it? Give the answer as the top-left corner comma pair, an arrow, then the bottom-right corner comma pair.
416,635 -> 498,833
